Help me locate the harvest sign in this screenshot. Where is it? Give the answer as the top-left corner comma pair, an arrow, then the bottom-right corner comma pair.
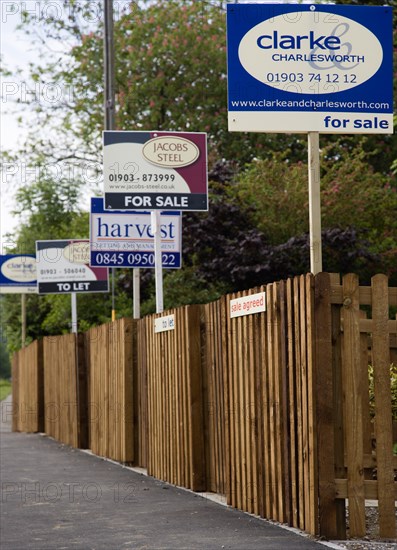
227,4 -> 393,134
103,131 -> 208,211
90,198 -> 182,268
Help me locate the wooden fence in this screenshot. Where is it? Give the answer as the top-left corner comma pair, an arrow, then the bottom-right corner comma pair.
203,277 -> 319,533
11,273 -> 397,540
86,318 -> 135,463
140,305 -> 206,491
42,334 -> 87,449
12,340 -> 43,433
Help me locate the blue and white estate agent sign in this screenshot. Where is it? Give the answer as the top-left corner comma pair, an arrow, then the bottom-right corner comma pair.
90,198 -> 182,269
0,254 -> 37,294
227,4 -> 393,134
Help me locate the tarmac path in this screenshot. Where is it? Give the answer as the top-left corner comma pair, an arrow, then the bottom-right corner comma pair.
1,396 -> 340,550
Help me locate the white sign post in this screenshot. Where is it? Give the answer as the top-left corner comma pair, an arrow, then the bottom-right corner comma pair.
308,132 -> 322,273
227,4 -> 393,274
152,211 -> 164,313
71,292 -> 78,334
133,268 -> 140,320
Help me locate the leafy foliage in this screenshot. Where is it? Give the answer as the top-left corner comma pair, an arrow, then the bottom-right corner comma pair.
0,379 -> 12,401
7,0 -> 309,168
368,363 -> 397,429
182,210 -> 380,292
231,147 -> 397,284
0,333 -> 11,379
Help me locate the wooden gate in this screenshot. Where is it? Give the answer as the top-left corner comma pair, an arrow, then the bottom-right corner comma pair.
316,273 -> 397,539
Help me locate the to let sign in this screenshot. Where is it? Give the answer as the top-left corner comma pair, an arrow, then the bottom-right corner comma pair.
36,240 -> 108,294
104,131 -> 208,211
227,4 -> 393,134
154,314 -> 175,333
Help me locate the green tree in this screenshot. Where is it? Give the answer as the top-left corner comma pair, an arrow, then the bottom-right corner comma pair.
10,0 -> 308,169
6,0 -> 396,173
0,303 -> 12,378
2,177 -> 130,352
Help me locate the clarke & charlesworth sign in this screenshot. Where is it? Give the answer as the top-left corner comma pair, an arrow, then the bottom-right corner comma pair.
227,3 -> 393,134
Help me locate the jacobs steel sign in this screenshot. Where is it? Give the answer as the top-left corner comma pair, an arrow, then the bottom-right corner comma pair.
90,198 -> 182,268
227,4 -> 393,134
103,131 -> 208,211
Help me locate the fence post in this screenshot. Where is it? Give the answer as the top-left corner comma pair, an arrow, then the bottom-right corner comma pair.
371,274 -> 396,539
76,333 -> 88,449
314,272 -> 338,538
12,353 -> 20,432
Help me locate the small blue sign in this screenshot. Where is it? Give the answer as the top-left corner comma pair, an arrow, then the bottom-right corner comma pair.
90,198 -> 182,269
0,254 -> 37,293
227,4 -> 393,134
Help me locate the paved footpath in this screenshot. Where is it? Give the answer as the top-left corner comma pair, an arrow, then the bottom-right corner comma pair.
1,397 -> 341,550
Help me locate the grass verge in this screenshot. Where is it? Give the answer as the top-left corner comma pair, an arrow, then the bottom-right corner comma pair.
0,379 -> 12,401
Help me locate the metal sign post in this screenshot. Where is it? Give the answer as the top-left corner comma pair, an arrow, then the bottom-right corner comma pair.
133,268 -> 140,319
103,0 -> 120,321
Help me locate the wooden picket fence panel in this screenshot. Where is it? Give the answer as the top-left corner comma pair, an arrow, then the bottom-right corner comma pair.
86,318 -> 135,463
141,305 -> 205,491
202,297 -> 227,495
11,340 -> 43,433
215,277 -> 318,532
42,334 -> 87,449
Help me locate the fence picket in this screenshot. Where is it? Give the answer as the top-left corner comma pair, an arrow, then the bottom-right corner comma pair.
342,274 -> 366,537
286,278 -> 298,528
371,275 -> 396,539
